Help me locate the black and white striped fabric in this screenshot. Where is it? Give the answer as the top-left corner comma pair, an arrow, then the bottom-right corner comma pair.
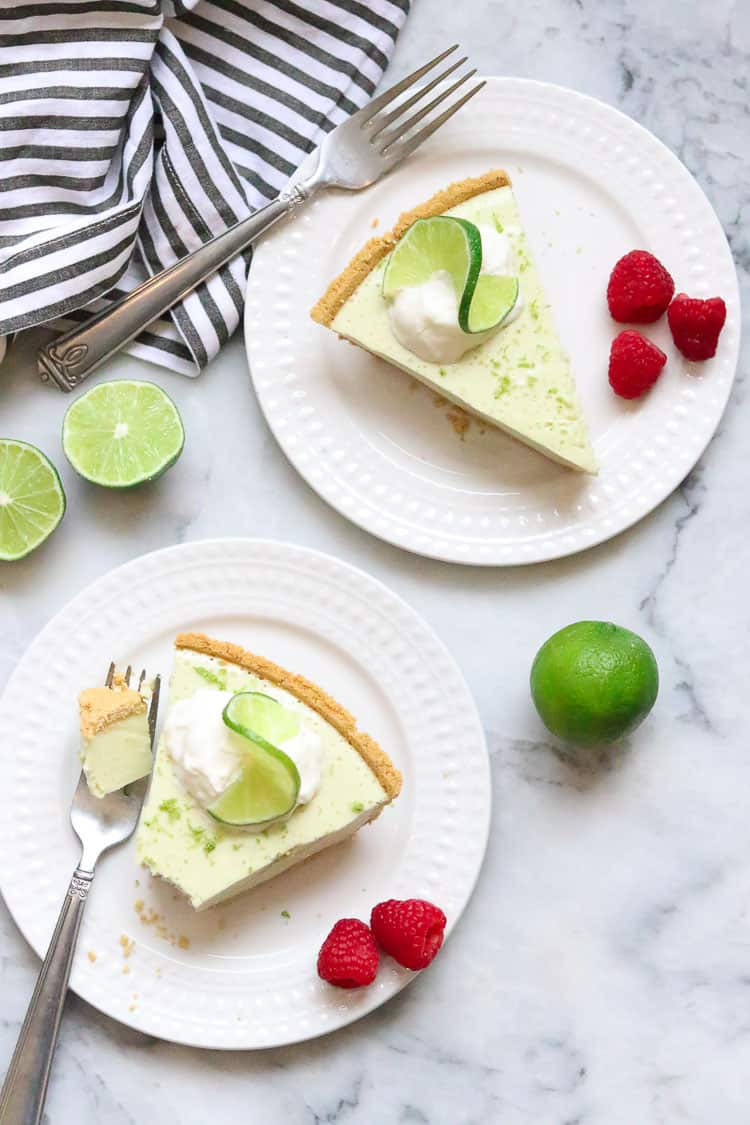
0,0 -> 408,375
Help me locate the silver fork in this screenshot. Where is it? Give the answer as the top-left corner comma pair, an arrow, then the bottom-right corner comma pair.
38,45 -> 485,391
0,665 -> 161,1125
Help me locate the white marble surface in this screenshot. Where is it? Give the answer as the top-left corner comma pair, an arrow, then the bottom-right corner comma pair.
1,1 -> 749,1120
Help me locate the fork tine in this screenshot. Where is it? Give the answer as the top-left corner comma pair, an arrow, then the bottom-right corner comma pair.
368,56 -> 468,140
381,81 -> 486,164
148,674 -> 161,748
378,70 -> 478,152
123,664 -> 132,686
104,661 -> 115,688
356,44 -> 459,126
138,668 -> 146,691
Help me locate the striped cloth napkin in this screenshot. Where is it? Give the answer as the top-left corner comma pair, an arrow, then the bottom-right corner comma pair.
0,1 -> 408,375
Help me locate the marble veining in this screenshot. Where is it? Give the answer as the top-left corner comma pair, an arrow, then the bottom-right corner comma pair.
1,1 -> 749,1121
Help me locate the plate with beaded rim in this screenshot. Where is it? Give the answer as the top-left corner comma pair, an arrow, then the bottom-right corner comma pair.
245,77 -> 739,565
0,540 -> 489,1049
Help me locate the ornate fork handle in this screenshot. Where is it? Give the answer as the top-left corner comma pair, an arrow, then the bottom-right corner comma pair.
0,868 -> 94,1125
38,183 -> 312,391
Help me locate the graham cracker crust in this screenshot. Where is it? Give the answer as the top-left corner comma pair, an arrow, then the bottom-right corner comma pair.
310,169 -> 512,327
79,673 -> 146,739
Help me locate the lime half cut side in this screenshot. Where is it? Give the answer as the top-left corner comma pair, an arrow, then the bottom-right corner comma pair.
383,216 -> 482,327
209,692 -> 301,828
62,380 -> 184,488
462,275 -> 520,334
0,440 -> 66,561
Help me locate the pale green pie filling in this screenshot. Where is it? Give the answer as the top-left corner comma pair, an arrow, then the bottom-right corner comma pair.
332,186 -> 597,473
81,711 -> 152,798
135,650 -> 390,910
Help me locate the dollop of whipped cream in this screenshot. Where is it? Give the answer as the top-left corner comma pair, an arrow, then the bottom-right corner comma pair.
387,224 -> 522,365
164,689 -> 323,811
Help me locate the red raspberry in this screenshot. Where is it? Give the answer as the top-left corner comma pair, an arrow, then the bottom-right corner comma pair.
607,250 -> 675,323
370,899 -> 447,971
317,918 -> 379,988
667,293 -> 727,361
609,330 -> 667,399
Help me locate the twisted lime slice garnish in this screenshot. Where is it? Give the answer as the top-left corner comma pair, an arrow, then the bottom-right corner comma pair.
382,215 -> 519,339
383,215 -> 482,330
207,692 -> 301,829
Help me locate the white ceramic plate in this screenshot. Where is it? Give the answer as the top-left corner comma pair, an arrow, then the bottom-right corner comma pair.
0,540 -> 489,1049
245,78 -> 739,565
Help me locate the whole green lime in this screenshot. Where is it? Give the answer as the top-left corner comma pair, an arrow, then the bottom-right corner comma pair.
530,621 -> 658,745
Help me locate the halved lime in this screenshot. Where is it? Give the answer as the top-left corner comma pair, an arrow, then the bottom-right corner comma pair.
208,692 -> 301,828
383,216 -> 482,328
0,440 -> 66,561
62,380 -> 184,488
462,275 -> 520,334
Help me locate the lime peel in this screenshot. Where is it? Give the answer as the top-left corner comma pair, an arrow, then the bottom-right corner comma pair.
530,620 -> 659,746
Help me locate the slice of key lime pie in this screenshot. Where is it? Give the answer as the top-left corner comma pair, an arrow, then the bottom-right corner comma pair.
311,170 -> 596,473
79,674 -> 153,797
136,634 -> 401,910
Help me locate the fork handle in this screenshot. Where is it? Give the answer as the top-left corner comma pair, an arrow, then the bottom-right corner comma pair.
0,868 -> 94,1125
38,182 -> 313,391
